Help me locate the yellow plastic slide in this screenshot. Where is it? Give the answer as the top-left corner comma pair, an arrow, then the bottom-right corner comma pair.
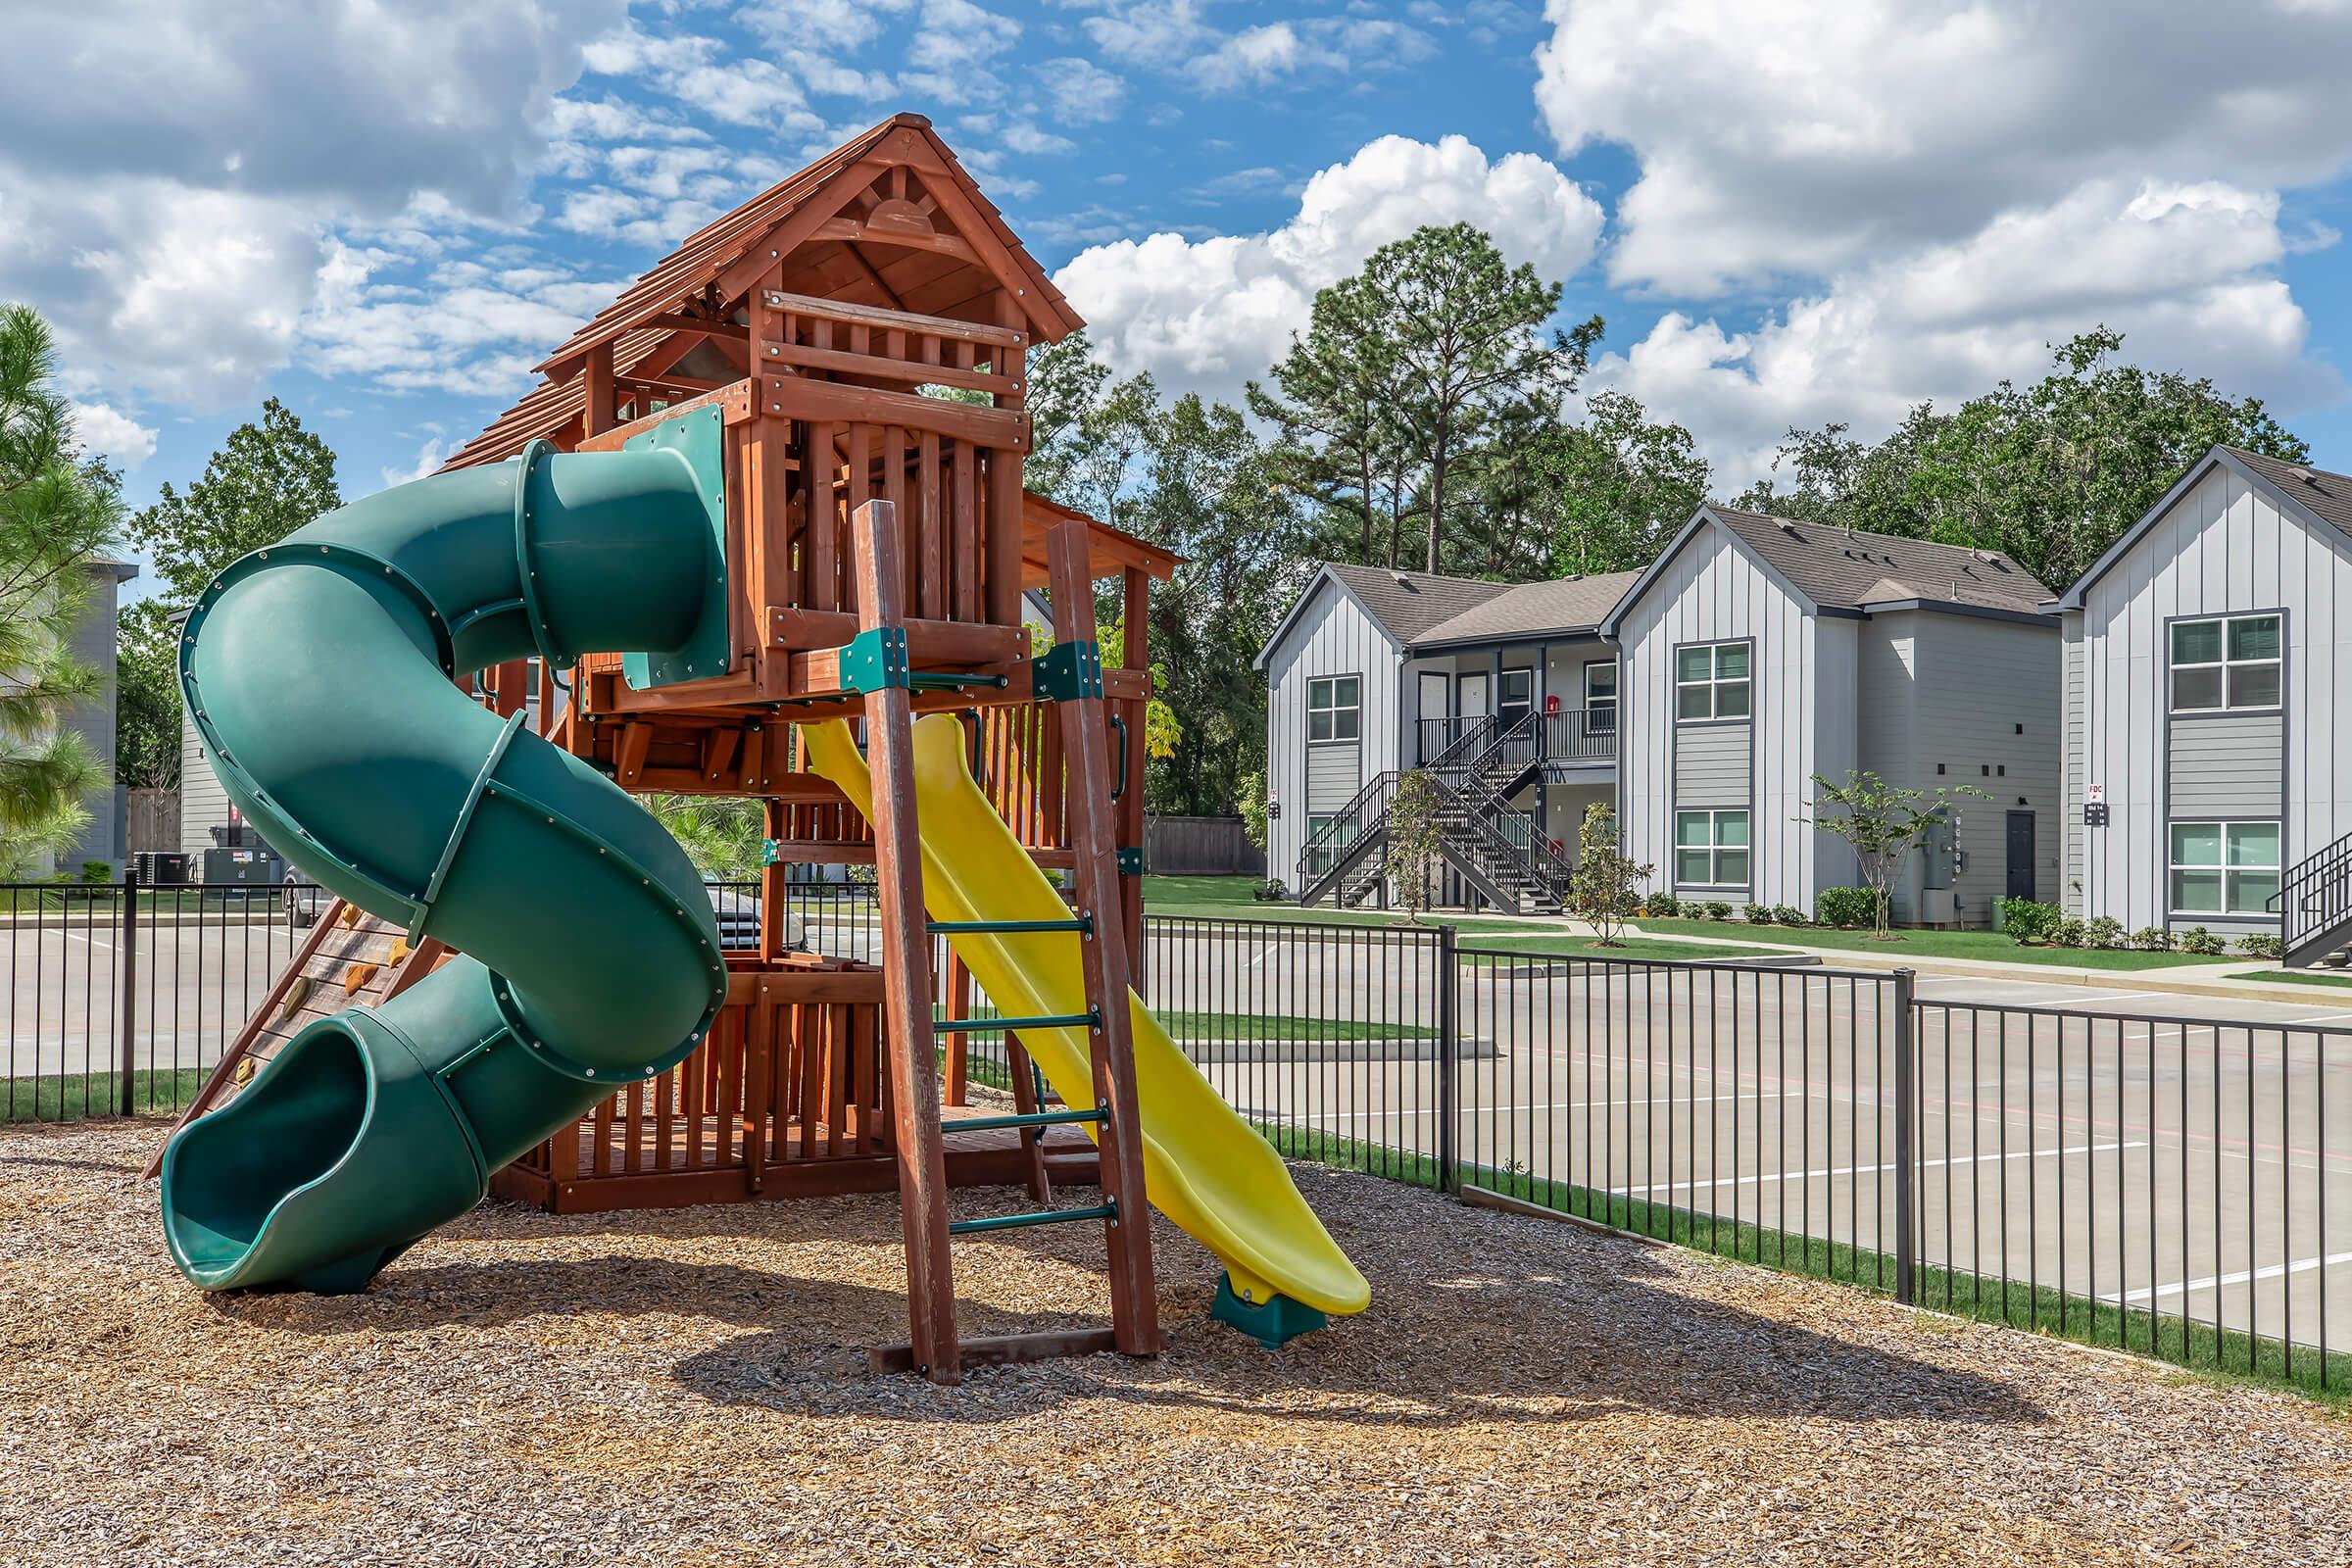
803,714 -> 1369,1320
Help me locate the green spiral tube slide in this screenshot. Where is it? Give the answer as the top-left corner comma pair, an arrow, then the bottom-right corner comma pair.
159,416 -> 733,1295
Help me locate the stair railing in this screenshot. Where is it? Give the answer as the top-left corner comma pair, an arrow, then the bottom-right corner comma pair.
2271,827 -> 2352,957
1295,769 -> 1398,890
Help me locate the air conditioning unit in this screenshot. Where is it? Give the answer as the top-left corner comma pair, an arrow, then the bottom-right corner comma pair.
1921,889 -> 1959,926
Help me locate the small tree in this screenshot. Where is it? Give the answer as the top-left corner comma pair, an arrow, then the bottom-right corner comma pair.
1802,770 -> 1987,940
1567,801 -> 1652,946
1387,768 -> 1446,922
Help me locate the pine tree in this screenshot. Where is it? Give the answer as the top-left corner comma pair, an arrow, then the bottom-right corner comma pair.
0,305 -> 123,876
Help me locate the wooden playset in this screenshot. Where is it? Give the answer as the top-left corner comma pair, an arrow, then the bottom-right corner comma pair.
159,115 -> 1183,1381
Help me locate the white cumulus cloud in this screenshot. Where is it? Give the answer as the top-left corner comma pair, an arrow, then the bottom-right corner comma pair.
68,401 -> 158,470
1055,134 -> 1605,400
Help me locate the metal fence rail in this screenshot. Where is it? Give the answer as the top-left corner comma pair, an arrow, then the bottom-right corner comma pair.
5,884 -> 2344,1393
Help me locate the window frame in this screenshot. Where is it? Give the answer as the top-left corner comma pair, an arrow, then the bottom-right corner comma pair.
1673,807 -> 1752,891
1675,639 -> 1753,724
2166,818 -> 2281,919
1584,658 -> 1619,732
1306,673 -> 1361,744
1302,810 -> 1359,879
2167,612 -> 2283,715
1497,664 -> 1534,721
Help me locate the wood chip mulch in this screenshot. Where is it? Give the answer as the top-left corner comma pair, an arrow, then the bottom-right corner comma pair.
2,1118 -> 2347,1567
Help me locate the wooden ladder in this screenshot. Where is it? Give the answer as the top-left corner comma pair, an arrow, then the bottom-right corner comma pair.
846,499 -> 1161,1384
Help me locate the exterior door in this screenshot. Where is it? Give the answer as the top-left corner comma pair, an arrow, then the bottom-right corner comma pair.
1418,671 -> 1451,763
1457,671 -> 1491,726
2005,811 -> 2036,901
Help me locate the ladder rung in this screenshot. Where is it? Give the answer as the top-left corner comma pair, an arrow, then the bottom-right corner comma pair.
949,1108 -> 1105,1134
933,1010 -> 1096,1034
950,1202 -> 1117,1236
927,917 -> 1092,935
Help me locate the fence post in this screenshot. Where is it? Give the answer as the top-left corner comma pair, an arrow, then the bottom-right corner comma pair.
117,866 -> 139,1117
1891,966 -> 1916,1305
1438,922 -> 1459,1194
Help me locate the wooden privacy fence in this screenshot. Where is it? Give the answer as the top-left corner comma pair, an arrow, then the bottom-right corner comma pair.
1144,815 -> 1264,876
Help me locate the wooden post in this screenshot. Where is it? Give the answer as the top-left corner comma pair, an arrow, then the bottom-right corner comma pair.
760,798 -> 790,960
582,342 -> 615,438
943,952 -> 972,1107
1046,519 -> 1162,1355
851,499 -> 961,1384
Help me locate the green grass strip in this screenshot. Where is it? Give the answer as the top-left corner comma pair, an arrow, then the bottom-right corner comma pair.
1,1068 -> 211,1125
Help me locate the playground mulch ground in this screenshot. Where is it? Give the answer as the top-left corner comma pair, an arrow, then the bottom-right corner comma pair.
3,1118 -> 2348,1567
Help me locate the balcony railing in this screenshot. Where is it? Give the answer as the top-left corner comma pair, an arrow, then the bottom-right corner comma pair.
1415,708 -> 1616,767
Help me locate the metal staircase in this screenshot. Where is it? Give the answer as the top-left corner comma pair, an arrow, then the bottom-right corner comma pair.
1295,713 -> 1572,914
2271,828 -> 2352,967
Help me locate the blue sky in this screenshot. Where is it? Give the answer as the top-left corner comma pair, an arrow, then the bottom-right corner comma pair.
10,1 -> 2352,604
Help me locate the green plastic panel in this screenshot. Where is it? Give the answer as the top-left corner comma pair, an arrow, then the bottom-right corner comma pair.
620,402 -> 732,691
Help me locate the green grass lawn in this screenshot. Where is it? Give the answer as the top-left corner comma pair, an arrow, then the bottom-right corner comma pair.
2228,966 -> 2352,988
1630,917 -> 2242,970
2,1068 -> 208,1125
1458,934 -> 1788,963
1143,874 -> 1574,937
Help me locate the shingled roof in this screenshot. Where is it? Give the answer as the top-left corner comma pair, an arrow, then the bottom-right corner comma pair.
445,114 -> 1080,470
1705,507 -> 2055,615
1321,564 -> 1514,644
2218,447 -> 2352,541
1411,570 -> 1643,648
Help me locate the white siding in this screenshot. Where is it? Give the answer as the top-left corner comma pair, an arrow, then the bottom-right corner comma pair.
1263,575 -> 1401,889
1618,518 -> 1849,910
179,705 -> 232,858
2076,462 -> 2352,930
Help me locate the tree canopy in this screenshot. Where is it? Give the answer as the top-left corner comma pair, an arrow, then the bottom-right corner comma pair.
116,398 -> 343,789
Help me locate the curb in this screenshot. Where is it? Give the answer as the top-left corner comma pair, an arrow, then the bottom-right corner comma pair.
1627,924 -> 2347,1008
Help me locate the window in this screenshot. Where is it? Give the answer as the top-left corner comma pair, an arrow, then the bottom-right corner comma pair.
1676,642 -> 1751,721
2170,822 -> 2279,916
1675,808 -> 1750,888
1307,675 -> 1360,742
1584,660 -> 1618,733
1498,666 -> 1534,722
2171,614 -> 2280,711
1303,812 -> 1359,879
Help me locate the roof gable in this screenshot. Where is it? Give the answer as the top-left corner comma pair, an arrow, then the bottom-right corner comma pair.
446,115 -> 1077,470
2059,445 -> 2352,608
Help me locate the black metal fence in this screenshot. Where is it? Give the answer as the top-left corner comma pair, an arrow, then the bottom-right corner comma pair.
3,875 -> 330,1121
6,886 -> 2345,1394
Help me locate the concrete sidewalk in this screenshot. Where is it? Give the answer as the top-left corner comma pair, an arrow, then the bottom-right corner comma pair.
1618,919 -> 2343,1007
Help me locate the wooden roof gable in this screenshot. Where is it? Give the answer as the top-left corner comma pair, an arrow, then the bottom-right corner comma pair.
446,113 -> 1079,470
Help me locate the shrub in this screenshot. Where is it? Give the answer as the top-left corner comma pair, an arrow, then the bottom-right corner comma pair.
1251,877 -> 1288,902
2083,914 -> 2124,950
1814,886 -> 1882,928
1705,901 -> 1733,921
2236,932 -> 2283,959
1995,896 -> 2064,945
1743,903 -> 1774,925
2051,917 -> 2086,949
1771,904 -> 1808,926
2177,925 -> 2226,956
1645,891 -> 1682,918
2130,925 -> 2172,952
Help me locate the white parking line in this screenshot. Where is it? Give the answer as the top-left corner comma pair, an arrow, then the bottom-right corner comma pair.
2117,1249 -> 2352,1305
1612,1140 -> 2146,1198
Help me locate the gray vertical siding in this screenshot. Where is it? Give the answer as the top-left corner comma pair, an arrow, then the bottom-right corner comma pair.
59,564 -> 126,867
1262,573 -> 1401,887
1618,517 -> 1848,910
2062,617 -> 2084,914
2076,462 -> 2350,931
1905,612 -> 2061,921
